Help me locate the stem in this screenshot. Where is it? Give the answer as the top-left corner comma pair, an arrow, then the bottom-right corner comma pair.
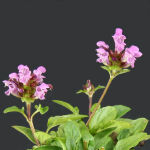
86,77 -> 114,126
89,96 -> 92,117
83,141 -> 88,150
26,103 -> 40,146
26,103 -> 31,119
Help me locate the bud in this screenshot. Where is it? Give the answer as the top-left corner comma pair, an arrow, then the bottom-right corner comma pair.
77,80 -> 105,98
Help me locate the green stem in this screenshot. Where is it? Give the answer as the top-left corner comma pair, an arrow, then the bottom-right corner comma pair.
89,96 -> 92,117
83,141 -> 88,150
26,103 -> 40,146
86,77 -> 114,126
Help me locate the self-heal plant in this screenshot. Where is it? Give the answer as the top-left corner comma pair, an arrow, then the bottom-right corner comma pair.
2,28 -> 150,150
3,65 -> 53,146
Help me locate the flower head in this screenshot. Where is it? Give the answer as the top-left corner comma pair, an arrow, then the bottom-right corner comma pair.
3,65 -> 53,102
96,28 -> 142,69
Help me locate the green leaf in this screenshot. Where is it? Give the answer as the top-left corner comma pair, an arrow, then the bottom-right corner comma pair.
3,106 -> 25,115
35,131 -> 52,145
94,127 -> 116,149
52,100 -> 78,114
35,104 -> 49,115
34,145 -> 62,150
101,66 -> 130,78
89,106 -> 117,133
76,90 -> 85,94
117,129 -> 131,140
90,103 -> 100,112
94,85 -> 105,92
97,120 -> 131,134
78,121 -> 94,142
114,132 -> 150,150
47,114 -> 88,133
64,121 -> 81,150
101,66 -> 111,73
12,126 -> 36,144
117,69 -> 130,75
113,105 -> 131,119
129,118 -> 148,134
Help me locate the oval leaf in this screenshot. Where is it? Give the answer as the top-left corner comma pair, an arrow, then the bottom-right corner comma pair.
52,100 -> 78,114
115,133 -> 150,150
113,105 -> 131,119
12,126 -> 36,144
89,106 -> 117,133
47,114 -> 88,132
3,106 -> 24,114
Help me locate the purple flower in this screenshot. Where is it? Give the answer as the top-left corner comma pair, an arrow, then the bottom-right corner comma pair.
33,66 -> 46,84
3,65 -> 52,101
34,83 -> 51,100
18,64 -> 31,85
96,48 -> 110,65
112,28 -> 126,53
122,46 -> 142,68
96,28 -> 142,68
96,41 -> 109,49
3,80 -> 19,96
9,73 -> 19,81
96,41 -> 110,65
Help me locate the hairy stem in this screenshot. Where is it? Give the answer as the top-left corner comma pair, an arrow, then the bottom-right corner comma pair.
89,97 -> 92,117
26,103 -> 40,146
86,77 -> 114,126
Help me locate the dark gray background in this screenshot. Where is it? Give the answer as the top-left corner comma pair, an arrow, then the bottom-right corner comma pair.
0,0 -> 150,149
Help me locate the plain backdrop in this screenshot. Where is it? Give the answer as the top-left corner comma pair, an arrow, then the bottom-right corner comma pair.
0,0 -> 150,149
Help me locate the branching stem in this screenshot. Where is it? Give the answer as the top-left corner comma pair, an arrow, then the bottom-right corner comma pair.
86,77 -> 114,126
26,103 -> 40,146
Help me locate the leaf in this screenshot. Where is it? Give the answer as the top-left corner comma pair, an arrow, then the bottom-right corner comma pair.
117,69 -> 130,75
35,104 -> 49,115
3,106 -> 25,115
94,85 -> 105,92
90,103 -> 100,112
89,106 -> 117,133
117,129 -> 131,140
52,100 -> 78,114
113,105 -> 131,119
78,121 -> 94,142
129,118 -> 148,134
94,127 -> 116,149
97,120 -> 131,134
76,90 -> 85,94
64,121 -> 81,150
12,126 -> 36,144
114,132 -> 150,150
35,131 -> 52,145
47,114 -> 88,132
34,145 -> 62,150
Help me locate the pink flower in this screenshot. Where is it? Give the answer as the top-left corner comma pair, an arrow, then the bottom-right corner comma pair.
3,80 -> 19,97
9,73 -> 19,81
96,28 -> 142,68
96,48 -> 109,65
122,46 -> 142,68
18,65 -> 31,85
34,83 -> 51,100
96,41 -> 110,65
33,66 -> 46,84
112,28 -> 126,53
96,41 -> 109,49
3,65 -> 52,101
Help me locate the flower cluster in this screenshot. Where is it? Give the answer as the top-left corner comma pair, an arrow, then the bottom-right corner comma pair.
96,28 -> 142,68
3,65 -> 53,102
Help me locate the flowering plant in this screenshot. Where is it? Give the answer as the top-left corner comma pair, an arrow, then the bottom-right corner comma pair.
3,28 -> 150,150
